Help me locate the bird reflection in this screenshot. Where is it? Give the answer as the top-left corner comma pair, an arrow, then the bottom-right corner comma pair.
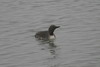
48,42 -> 56,55
35,39 -> 60,67
36,38 -> 58,58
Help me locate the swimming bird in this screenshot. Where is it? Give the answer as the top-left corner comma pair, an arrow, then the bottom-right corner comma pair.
35,25 -> 60,41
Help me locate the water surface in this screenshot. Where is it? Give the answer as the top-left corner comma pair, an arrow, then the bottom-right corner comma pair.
0,0 -> 100,67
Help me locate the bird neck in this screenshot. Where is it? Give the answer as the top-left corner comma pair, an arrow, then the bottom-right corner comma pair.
48,28 -> 55,35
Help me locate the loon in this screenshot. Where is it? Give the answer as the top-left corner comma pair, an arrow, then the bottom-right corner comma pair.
35,25 -> 60,41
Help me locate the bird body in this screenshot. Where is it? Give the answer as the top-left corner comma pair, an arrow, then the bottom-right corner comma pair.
35,25 -> 60,41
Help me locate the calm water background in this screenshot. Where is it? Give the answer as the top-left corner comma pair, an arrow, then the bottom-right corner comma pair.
0,0 -> 100,67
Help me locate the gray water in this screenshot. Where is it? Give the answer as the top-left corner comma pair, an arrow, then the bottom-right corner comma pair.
0,0 -> 100,67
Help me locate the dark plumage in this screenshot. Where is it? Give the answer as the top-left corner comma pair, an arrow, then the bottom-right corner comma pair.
35,25 -> 60,40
